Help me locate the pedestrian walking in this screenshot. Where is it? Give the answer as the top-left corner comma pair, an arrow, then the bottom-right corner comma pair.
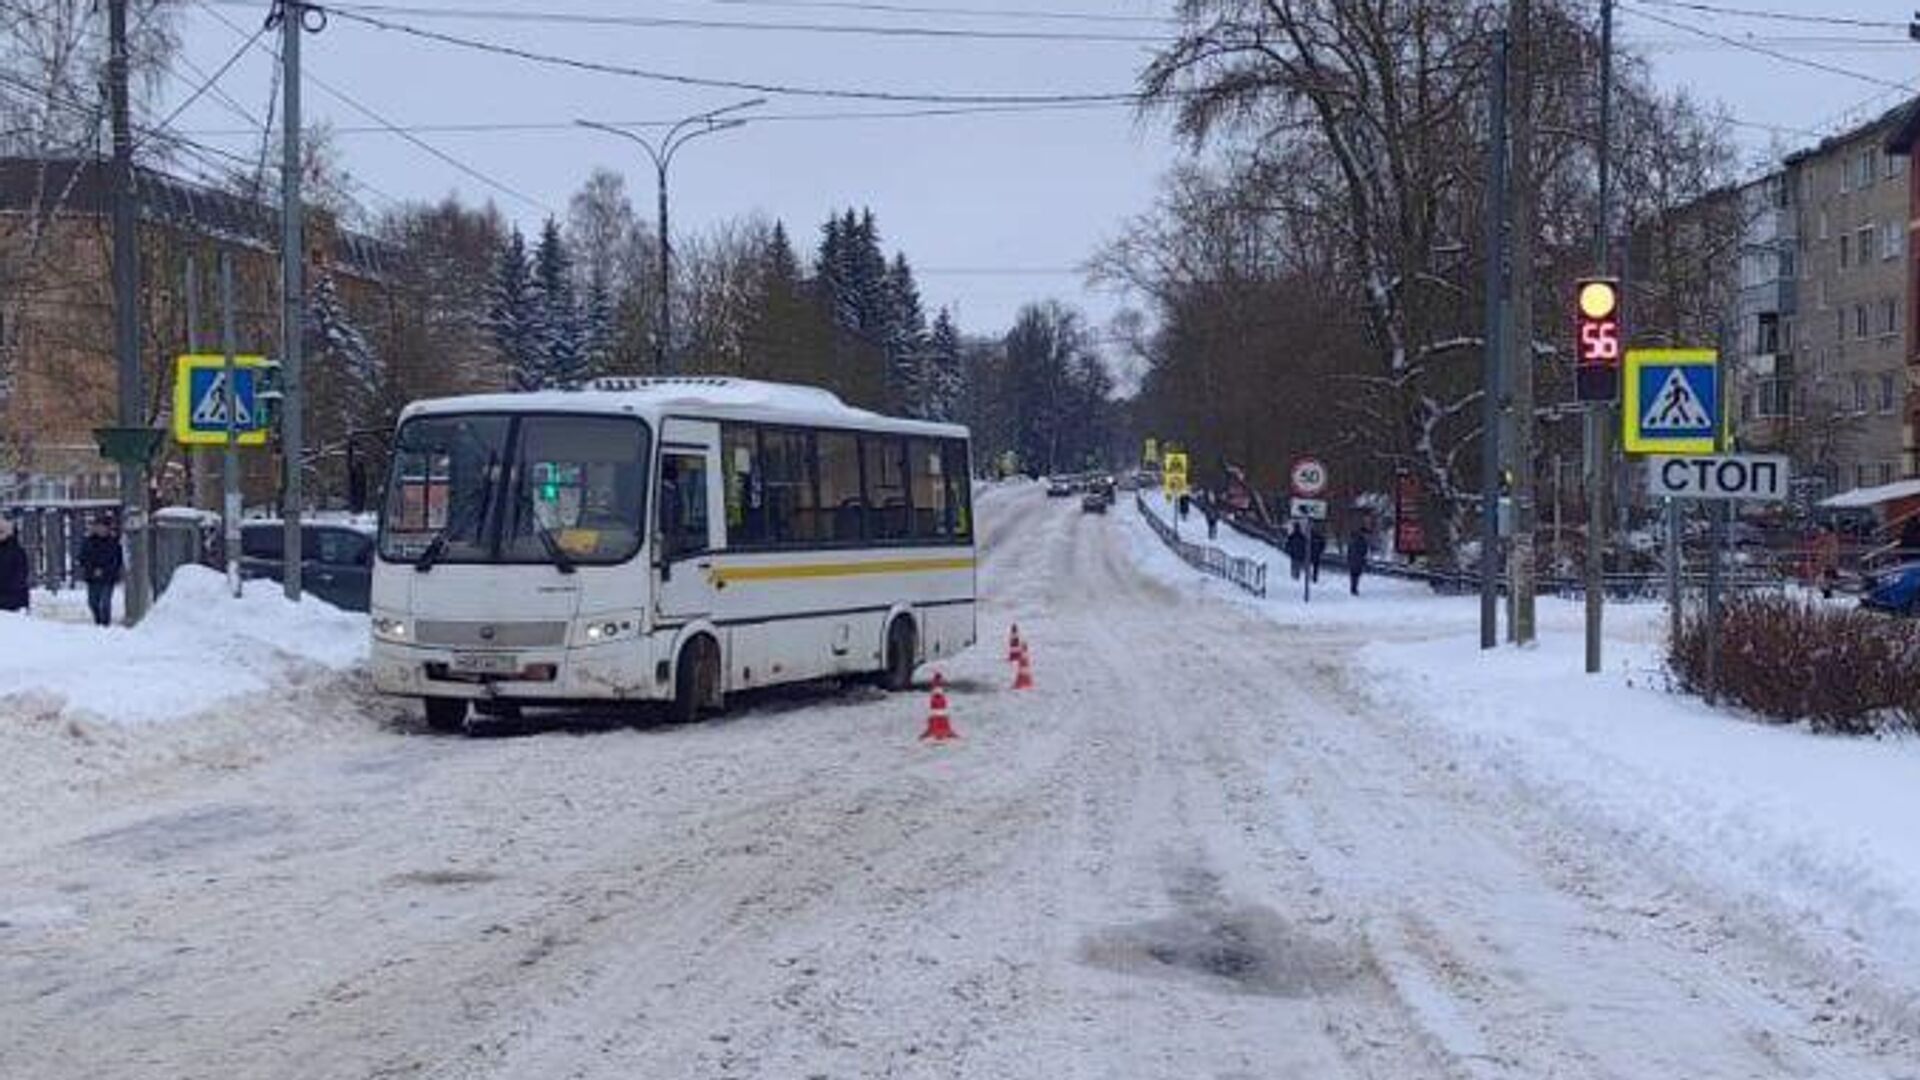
1347,524 -> 1373,596
0,517 -> 29,614
1284,521 -> 1307,580
77,514 -> 123,627
1308,525 -> 1327,583
1201,493 -> 1220,541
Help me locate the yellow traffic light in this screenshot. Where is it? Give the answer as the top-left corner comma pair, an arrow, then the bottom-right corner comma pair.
1578,279 -> 1618,320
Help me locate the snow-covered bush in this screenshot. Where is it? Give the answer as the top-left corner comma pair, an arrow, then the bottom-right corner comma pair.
1668,594 -> 1920,734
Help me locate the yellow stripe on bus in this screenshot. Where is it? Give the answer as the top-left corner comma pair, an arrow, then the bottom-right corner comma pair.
713,557 -> 975,584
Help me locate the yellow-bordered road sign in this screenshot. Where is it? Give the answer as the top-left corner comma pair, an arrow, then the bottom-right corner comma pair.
1623,348 -> 1718,455
173,354 -> 271,446
1162,450 -> 1190,498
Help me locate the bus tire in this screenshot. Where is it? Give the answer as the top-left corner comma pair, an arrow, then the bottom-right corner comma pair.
423,696 -> 468,734
881,616 -> 917,692
669,635 -> 721,725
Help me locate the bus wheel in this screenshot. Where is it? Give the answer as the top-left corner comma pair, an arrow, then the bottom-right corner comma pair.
423,696 -> 468,734
881,616 -> 917,692
669,636 -> 720,725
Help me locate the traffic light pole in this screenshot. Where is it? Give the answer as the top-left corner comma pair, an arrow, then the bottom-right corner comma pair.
1586,0 -> 1615,674
221,252 -> 242,599
278,0 -> 305,601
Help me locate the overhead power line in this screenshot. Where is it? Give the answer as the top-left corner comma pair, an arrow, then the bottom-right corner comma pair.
178,99 -> 1135,137
675,0 -> 1175,24
302,1 -> 1167,43
1625,0 -> 1903,31
151,21 -> 269,134
318,5 -> 1150,104
1619,2 -> 1915,93
195,0 -> 551,214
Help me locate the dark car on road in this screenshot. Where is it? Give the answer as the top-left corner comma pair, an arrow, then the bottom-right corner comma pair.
239,520 -> 375,612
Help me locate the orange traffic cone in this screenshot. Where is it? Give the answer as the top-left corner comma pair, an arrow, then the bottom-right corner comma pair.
921,671 -> 958,741
1012,642 -> 1034,691
1007,623 -> 1023,662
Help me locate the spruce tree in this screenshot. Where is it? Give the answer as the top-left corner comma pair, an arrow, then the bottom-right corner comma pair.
884,253 -> 927,415
926,307 -> 963,422
488,227 -> 541,391
532,218 -> 584,388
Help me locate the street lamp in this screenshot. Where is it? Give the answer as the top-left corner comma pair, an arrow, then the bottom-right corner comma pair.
578,98 -> 765,374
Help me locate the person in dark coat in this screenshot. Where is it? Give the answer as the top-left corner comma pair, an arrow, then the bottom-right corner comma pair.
1201,492 -> 1220,540
1284,522 -> 1307,580
77,515 -> 123,626
1308,525 -> 1328,583
1347,525 -> 1373,596
0,517 -> 29,613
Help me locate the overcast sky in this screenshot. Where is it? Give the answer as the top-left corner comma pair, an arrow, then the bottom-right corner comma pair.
155,0 -> 1920,340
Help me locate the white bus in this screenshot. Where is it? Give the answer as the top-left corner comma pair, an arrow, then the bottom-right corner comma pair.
369,377 -> 976,732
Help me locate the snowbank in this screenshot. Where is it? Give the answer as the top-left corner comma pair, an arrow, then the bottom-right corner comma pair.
1355,623 -> 1920,1000
0,565 -> 365,727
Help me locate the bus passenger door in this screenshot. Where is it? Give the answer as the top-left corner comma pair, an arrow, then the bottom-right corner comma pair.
655,420 -> 722,623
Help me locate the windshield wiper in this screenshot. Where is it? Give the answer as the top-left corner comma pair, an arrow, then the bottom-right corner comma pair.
414,450 -> 498,573
533,525 -> 578,575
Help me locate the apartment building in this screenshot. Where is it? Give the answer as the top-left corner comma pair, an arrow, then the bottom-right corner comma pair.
1781,111 -> 1909,495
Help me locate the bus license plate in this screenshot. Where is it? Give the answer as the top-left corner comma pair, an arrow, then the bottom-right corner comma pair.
450,652 -> 519,676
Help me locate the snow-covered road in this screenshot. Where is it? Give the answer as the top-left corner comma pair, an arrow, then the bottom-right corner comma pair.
4,483 -> 1916,1078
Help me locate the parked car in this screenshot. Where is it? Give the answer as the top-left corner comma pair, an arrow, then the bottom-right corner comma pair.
1081,489 -> 1111,514
239,520 -> 375,612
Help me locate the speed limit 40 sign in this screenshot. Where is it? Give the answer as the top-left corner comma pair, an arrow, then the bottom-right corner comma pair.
1290,457 -> 1328,498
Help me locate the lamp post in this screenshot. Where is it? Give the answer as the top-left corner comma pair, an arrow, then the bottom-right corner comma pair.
578,98 -> 764,374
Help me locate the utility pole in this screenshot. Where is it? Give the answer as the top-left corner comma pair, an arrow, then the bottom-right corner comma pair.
1508,0 -> 1538,645
220,252 -> 243,599
577,98 -> 764,375
1586,0 -> 1616,674
107,0 -> 152,624
278,0 -> 306,601
1481,28 -> 1510,650
186,254 -> 216,512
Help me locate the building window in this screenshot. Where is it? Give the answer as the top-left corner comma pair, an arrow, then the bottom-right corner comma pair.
1837,309 -> 1846,341
1854,374 -> 1869,411
1840,233 -> 1851,268
1883,462 -> 1897,485
1881,372 -> 1898,412
1882,297 -> 1899,336
1859,224 -> 1876,262
1857,303 -> 1870,339
1740,391 -> 1755,422
1886,221 -> 1906,261
1857,463 -> 1872,489
1759,378 -> 1793,419
1756,312 -> 1780,354
1780,246 -> 1796,279
1820,207 -> 1830,239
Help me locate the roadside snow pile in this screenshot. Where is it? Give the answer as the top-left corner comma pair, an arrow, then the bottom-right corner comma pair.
1353,630 -> 1920,994
0,566 -> 365,727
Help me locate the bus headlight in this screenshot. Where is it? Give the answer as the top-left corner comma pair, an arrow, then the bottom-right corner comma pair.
372,615 -> 411,642
576,617 -> 637,645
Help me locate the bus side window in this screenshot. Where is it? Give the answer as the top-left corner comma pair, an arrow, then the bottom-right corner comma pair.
816,431 -> 864,543
908,438 -> 950,540
722,423 -> 765,546
944,440 -> 973,540
863,435 -> 909,541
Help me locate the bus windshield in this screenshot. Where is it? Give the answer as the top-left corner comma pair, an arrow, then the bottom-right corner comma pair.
379,413 -> 651,566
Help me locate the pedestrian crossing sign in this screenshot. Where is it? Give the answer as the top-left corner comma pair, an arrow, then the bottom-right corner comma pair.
172,354 -> 271,446
1623,348 -> 1719,455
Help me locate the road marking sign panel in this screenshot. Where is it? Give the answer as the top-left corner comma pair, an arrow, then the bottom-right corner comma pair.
1290,497 -> 1328,521
1647,455 -> 1789,501
1623,348 -> 1718,455
173,354 -> 270,446
1162,451 -> 1189,498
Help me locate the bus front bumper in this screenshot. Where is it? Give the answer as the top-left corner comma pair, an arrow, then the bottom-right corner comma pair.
371,639 -> 667,702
